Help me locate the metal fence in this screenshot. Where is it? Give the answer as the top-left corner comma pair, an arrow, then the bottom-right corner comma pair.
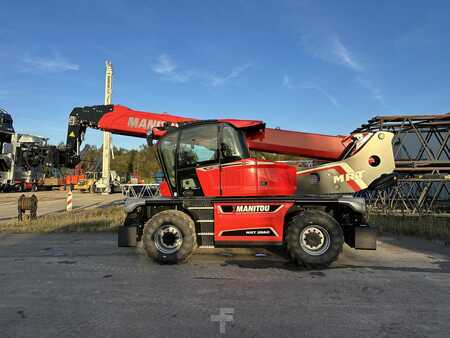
121,184 -> 160,199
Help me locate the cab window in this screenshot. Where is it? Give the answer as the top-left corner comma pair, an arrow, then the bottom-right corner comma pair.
220,125 -> 249,163
178,124 -> 218,168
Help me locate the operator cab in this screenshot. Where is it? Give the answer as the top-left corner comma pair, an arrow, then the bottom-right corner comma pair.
155,122 -> 297,198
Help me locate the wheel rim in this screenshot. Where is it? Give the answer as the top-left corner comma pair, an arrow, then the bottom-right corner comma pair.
299,225 -> 331,256
154,224 -> 183,255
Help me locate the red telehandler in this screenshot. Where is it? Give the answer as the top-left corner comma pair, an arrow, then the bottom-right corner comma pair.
64,104 -> 396,268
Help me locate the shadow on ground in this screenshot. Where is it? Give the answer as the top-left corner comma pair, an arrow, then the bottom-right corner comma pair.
223,258 -> 450,274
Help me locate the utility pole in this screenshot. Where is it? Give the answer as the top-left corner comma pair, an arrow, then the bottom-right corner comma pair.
102,61 -> 113,194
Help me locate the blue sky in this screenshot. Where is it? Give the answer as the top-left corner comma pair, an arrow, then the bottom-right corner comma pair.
1,0 -> 450,148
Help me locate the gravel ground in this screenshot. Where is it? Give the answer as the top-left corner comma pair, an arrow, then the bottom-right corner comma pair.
0,233 -> 449,337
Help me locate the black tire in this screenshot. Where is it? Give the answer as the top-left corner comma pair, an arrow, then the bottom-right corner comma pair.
31,184 -> 38,192
286,209 -> 344,269
142,210 -> 197,264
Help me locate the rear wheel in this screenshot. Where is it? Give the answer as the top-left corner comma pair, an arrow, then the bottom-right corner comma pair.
286,210 -> 343,269
142,210 -> 197,264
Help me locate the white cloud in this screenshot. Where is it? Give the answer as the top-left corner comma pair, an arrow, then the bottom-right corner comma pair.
283,74 -> 340,108
332,37 -> 363,72
151,54 -> 192,83
152,54 -> 250,86
22,54 -> 79,73
300,32 -> 363,72
152,54 -> 177,75
282,74 -> 293,89
292,7 -> 383,104
303,84 -> 341,108
209,64 -> 251,87
356,77 -> 384,104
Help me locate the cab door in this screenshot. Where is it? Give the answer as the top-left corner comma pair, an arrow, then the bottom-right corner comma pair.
176,123 -> 221,197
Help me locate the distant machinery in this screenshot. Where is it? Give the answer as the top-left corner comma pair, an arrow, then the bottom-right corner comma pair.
0,108 -> 64,192
355,113 -> 450,215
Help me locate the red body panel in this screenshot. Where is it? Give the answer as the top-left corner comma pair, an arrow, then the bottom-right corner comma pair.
196,166 -> 221,196
159,180 -> 171,197
214,202 -> 294,243
177,159 -> 298,197
220,159 -> 297,197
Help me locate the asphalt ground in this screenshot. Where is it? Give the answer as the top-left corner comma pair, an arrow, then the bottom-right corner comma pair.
0,233 -> 449,337
0,191 -> 124,221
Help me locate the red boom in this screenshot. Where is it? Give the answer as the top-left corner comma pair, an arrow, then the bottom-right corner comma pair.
95,105 -> 350,160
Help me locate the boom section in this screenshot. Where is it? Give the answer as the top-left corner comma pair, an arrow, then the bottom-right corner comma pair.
64,104 -> 354,166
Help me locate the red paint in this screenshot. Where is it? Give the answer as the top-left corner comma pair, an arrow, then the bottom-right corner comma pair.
98,105 -> 193,138
196,166 -> 221,196
164,159 -> 298,198
97,105 -> 264,139
96,105 -> 351,161
159,180 -> 171,197
65,175 -> 85,186
220,159 -> 296,197
214,202 -> 293,243
247,128 -> 351,161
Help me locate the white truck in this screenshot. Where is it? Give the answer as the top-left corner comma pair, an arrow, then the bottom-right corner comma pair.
94,170 -> 122,193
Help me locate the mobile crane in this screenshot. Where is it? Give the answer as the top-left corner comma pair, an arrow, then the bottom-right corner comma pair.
64,104 -> 396,268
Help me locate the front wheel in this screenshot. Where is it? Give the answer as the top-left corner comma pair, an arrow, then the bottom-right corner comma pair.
142,210 -> 197,264
286,210 -> 343,269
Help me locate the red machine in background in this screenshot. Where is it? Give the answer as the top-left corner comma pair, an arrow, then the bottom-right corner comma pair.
64,104 -> 396,268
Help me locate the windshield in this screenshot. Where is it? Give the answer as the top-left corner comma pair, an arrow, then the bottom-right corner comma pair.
220,124 -> 249,162
159,131 -> 178,187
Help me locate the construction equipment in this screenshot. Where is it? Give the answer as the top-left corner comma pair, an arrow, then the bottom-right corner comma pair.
64,104 -> 396,268
75,171 -> 100,193
0,133 -> 51,192
41,168 -> 66,190
94,170 -> 121,193
1,108 -> 67,192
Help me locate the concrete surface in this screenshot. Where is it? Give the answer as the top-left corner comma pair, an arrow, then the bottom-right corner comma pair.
0,233 -> 449,337
0,191 -> 124,221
